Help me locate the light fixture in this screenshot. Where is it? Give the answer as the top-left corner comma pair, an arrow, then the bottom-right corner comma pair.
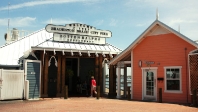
109,53 -> 113,58
79,51 -> 82,56
95,52 -> 99,57
88,51 -> 91,57
62,50 -> 65,55
53,49 -> 56,55
102,53 -> 106,57
71,50 -> 74,56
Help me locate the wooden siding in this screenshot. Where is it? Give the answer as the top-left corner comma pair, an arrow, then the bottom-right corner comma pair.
133,33 -> 196,103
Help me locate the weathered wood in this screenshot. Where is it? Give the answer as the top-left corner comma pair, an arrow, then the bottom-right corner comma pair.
95,56 -> 99,86
97,86 -> 100,99
61,55 -> 66,96
40,51 -> 44,95
193,89 -> 197,107
99,54 -> 103,95
159,88 -> 162,103
64,85 -> 68,99
44,53 -> 49,96
57,52 -> 61,96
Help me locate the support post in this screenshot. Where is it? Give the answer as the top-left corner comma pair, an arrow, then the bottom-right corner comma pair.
159,88 -> 162,103
193,89 -> 197,107
64,85 -> 68,99
97,86 -> 100,99
127,86 -> 131,100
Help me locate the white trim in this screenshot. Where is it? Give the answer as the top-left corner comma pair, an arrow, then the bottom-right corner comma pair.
141,67 -> 158,70
141,68 -> 157,101
163,66 -> 183,93
117,67 -> 121,98
131,51 -> 133,99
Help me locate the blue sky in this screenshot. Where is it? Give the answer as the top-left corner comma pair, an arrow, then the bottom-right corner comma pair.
0,0 -> 198,50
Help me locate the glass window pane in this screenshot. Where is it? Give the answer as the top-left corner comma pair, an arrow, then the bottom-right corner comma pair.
167,80 -> 180,90
166,69 -> 170,78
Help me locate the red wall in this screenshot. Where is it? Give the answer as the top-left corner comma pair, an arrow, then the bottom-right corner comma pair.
132,33 -> 196,103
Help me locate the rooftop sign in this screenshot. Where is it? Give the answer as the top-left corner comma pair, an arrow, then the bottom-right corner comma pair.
45,23 -> 112,44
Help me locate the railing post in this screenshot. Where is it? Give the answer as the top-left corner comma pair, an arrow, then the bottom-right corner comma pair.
127,86 -> 131,100
193,89 -> 197,107
64,85 -> 68,99
97,86 -> 100,99
159,88 -> 162,103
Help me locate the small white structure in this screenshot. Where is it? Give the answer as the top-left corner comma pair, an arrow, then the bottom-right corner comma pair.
0,69 -> 24,100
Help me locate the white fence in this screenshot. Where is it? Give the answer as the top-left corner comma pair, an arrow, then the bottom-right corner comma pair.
0,69 -> 24,100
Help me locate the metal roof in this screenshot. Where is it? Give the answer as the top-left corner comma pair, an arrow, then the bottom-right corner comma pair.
0,29 -> 122,66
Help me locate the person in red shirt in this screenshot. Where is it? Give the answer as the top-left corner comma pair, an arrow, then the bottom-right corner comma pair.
90,76 -> 97,97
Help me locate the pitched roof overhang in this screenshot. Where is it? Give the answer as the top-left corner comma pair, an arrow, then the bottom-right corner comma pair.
109,20 -> 198,65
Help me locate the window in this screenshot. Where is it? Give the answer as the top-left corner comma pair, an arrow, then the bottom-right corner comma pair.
164,66 -> 182,93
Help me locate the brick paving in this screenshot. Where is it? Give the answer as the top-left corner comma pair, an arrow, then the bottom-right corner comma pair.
0,97 -> 197,112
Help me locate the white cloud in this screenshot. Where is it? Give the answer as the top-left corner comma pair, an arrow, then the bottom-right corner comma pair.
94,20 -> 104,26
0,17 -> 36,27
109,19 -> 118,26
0,0 -> 98,11
44,18 -> 79,25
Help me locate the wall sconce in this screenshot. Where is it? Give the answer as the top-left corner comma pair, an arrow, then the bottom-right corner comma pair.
138,60 -> 142,67
95,52 -> 99,57
53,49 -> 56,55
88,51 -> 91,57
109,53 -> 113,58
79,51 -> 82,56
62,50 -> 65,55
102,53 -> 106,57
71,50 -> 74,56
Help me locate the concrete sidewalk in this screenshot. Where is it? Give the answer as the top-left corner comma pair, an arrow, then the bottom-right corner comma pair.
0,97 -> 197,112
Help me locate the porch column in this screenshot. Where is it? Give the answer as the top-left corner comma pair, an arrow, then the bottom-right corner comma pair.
40,51 -> 44,96
99,54 -> 103,95
57,52 -> 61,96
61,55 -> 66,96
117,67 -> 121,98
44,53 -> 49,97
124,65 -> 127,97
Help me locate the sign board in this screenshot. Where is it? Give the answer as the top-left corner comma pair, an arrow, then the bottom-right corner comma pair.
53,33 -> 106,44
45,23 -> 111,44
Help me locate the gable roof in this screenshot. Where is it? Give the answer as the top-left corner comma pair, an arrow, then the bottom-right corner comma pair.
0,28 -> 122,66
109,20 -> 198,65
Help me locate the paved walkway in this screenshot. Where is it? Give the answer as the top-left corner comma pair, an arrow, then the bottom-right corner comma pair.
0,97 -> 197,112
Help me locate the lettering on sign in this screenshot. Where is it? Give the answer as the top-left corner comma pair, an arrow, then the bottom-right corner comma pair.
144,61 -> 155,67
45,23 -> 112,44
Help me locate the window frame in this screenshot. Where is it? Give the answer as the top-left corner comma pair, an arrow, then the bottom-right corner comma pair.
164,66 -> 182,93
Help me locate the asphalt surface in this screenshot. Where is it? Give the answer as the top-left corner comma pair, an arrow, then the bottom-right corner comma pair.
0,97 -> 197,112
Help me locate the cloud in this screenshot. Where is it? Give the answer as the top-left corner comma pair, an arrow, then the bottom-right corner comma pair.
0,17 -> 36,27
109,19 -> 118,26
43,18 -> 79,25
94,20 -> 104,26
0,0 -> 98,11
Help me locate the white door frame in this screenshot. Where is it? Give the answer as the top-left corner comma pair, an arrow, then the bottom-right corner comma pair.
141,67 -> 158,101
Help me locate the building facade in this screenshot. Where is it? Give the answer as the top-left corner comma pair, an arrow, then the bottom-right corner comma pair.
0,23 -> 122,98
109,19 -> 198,104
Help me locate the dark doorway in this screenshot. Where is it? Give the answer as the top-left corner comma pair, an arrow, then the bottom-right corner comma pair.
65,58 -> 78,95
48,56 -> 58,97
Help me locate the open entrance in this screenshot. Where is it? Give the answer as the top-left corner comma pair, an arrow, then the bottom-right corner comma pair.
48,56 -> 58,97
65,58 -> 95,97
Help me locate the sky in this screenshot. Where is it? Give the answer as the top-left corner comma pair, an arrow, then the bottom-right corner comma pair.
0,0 -> 198,50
